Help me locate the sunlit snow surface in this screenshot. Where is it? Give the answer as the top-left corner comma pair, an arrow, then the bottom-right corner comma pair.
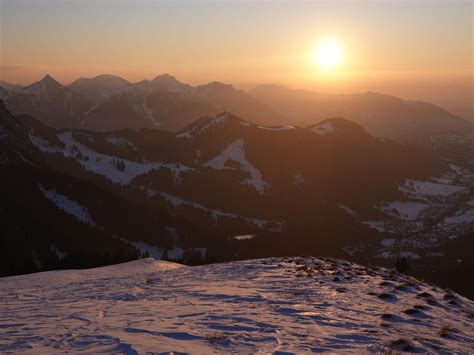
1,257 -> 473,353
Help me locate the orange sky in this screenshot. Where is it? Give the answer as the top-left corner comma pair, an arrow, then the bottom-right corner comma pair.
1,0 -> 472,119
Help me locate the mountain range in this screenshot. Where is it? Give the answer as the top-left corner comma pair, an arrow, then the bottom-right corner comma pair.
0,74 -> 281,133
1,74 -> 471,143
250,85 -> 473,143
1,98 -> 473,296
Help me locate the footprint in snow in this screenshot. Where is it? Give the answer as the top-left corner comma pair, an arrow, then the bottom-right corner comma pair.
377,293 -> 398,302
403,308 -> 431,318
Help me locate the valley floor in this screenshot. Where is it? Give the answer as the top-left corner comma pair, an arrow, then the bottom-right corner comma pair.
0,257 -> 473,353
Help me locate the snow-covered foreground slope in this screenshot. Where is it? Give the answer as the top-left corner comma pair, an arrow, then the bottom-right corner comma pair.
1,257 -> 473,353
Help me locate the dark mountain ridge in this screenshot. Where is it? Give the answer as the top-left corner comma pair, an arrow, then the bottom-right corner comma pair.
2,74 -> 470,144
250,84 -> 473,143
1,100 -> 472,297
68,74 -> 132,103
0,100 -> 206,276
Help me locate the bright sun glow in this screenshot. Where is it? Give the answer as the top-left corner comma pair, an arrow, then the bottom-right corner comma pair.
314,41 -> 342,69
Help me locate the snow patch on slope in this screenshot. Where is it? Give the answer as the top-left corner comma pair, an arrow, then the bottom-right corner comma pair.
30,131 -> 193,185
131,241 -> 163,259
257,125 -> 295,131
177,112 -> 229,138
441,209 -> 474,226
105,135 -> 137,150
151,190 -> 284,232
311,122 -> 335,135
381,238 -> 395,247
29,132 -> 62,153
50,245 -> 67,261
361,220 -> 386,232
292,173 -> 305,185
39,184 -> 96,226
399,179 -> 465,198
83,104 -> 99,117
133,98 -> 159,127
338,204 -> 357,216
381,201 -> 430,220
204,138 -> 268,193
195,112 -> 228,133
233,234 -> 255,240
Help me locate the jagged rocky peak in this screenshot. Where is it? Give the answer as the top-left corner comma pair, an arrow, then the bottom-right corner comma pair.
38,74 -> 61,86
22,74 -> 63,95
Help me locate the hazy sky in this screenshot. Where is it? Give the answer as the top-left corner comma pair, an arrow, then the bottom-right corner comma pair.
1,0 -> 473,118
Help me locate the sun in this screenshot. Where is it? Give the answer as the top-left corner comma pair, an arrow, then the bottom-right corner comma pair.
314,40 -> 342,69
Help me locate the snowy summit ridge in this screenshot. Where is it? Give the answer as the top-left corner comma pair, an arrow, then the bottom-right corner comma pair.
1,257 -> 473,353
